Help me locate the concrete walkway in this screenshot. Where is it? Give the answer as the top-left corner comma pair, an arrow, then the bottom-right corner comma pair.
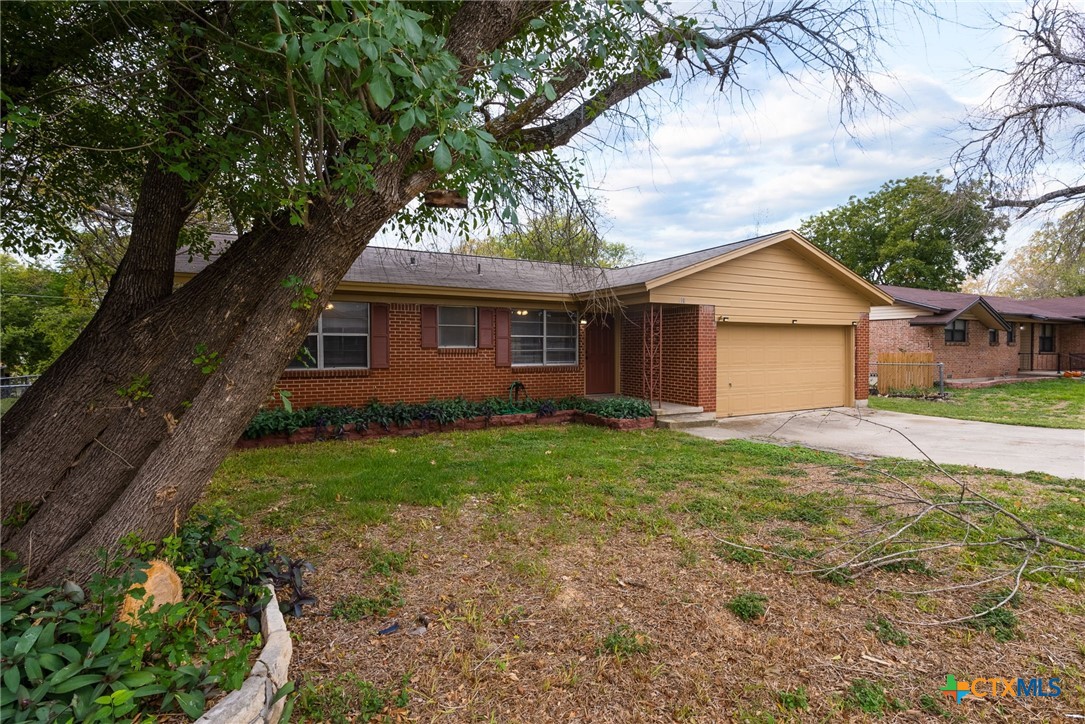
687,407 -> 1085,479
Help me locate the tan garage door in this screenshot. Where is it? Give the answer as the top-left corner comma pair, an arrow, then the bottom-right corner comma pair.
717,323 -> 849,416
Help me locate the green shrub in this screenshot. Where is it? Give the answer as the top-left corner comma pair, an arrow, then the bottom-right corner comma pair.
244,395 -> 654,439
330,583 -> 404,621
846,678 -> 896,715
867,616 -> 909,647
778,686 -> 809,711
0,512 -> 315,722
295,672 -> 409,722
598,624 -> 651,657
727,592 -> 768,622
967,588 -> 1020,641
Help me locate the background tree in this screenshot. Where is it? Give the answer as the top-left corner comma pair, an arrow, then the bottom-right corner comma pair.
990,208 -> 1085,298
451,198 -> 639,268
799,175 -> 1008,291
958,1 -> 1085,216
1,0 -> 892,582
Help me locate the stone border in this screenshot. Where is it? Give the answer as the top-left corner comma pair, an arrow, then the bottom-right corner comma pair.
196,586 -> 291,724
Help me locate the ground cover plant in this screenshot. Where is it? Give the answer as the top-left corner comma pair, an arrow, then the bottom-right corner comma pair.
243,395 -> 653,439
203,426 -> 1085,721
0,512 -> 311,721
869,378 -> 1084,428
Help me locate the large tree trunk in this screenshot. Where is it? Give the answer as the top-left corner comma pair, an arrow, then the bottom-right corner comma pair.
1,192 -> 398,583
0,0 -> 555,583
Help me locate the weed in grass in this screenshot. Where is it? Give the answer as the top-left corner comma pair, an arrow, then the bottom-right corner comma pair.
818,568 -> 852,586
295,672 -> 409,722
778,686 -> 809,711
678,548 -> 700,568
716,543 -> 763,565
330,583 -> 404,621
365,545 -> 409,577
780,497 -> 831,524
728,592 -> 768,622
772,544 -> 818,560
967,588 -> 1020,641
599,624 -> 651,657
867,616 -> 909,646
847,678 -> 889,715
918,693 -> 950,717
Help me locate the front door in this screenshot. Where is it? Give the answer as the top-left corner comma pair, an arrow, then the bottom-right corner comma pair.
585,315 -> 616,394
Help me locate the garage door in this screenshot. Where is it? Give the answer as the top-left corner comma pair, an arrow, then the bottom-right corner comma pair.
717,324 -> 849,416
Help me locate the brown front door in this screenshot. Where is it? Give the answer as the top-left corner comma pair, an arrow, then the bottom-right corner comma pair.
585,315 -> 616,394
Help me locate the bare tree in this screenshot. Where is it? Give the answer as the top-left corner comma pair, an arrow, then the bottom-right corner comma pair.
958,1 -> 1085,216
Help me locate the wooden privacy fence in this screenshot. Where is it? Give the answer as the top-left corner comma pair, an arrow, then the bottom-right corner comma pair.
875,352 -> 936,394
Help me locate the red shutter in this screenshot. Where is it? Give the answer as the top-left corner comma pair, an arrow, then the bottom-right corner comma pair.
370,303 -> 389,369
478,308 -> 494,348
495,308 -> 511,367
420,305 -> 438,348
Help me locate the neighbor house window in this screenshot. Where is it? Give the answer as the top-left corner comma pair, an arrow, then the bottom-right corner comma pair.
1039,324 -> 1055,353
511,309 -> 578,365
287,301 -> 369,369
1007,326 -> 1016,344
438,306 -> 477,348
945,320 -> 967,343
988,329 -> 999,346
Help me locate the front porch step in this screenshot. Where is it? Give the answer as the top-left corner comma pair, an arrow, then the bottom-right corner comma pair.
655,411 -> 718,430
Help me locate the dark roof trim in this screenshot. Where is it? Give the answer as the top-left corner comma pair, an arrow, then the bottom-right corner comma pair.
908,296 -> 1010,331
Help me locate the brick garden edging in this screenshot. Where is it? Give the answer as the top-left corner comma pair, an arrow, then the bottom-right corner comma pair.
195,586 -> 291,724
236,410 -> 655,450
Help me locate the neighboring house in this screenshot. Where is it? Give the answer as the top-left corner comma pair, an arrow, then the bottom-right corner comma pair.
175,230 -> 891,417
872,285 -> 1085,379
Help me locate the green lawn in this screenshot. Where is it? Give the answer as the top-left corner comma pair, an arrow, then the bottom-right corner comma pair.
204,426 -> 1084,720
0,397 -> 15,417
869,377 -> 1085,428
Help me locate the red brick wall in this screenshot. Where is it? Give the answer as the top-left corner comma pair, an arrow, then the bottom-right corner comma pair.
854,313 -> 870,401
273,304 -> 585,407
619,305 -> 717,411
870,318 -> 1019,379
1059,323 -> 1085,364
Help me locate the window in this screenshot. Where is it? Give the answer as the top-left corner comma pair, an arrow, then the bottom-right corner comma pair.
511,309 -> 578,365
287,301 -> 369,369
944,319 -> 967,343
1007,326 -> 1016,344
1039,324 -> 1055,353
988,329 -> 999,346
438,306 -> 477,348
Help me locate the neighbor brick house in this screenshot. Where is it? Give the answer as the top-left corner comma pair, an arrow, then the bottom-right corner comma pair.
175,230 -> 891,417
871,286 -> 1085,379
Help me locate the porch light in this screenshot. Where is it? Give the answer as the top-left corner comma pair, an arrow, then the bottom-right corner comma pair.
792,319 -> 798,324
579,318 -> 588,325
325,303 -> 334,310
515,309 -> 529,316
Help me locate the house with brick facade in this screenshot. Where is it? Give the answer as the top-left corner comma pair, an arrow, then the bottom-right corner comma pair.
175,230 -> 891,417
871,285 -> 1085,379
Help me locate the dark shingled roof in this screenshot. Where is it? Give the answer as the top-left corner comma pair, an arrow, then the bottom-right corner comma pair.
175,232 -> 784,295
879,285 -> 1084,323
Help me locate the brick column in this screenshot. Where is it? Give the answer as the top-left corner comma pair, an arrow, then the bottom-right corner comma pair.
854,312 -> 870,402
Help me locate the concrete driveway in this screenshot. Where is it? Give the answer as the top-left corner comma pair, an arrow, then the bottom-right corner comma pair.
687,407 -> 1085,479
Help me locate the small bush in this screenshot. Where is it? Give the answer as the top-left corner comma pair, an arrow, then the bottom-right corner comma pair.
918,693 -> 950,717
967,588 -> 1020,641
867,616 -> 909,646
778,686 -> 809,711
719,545 -> 763,565
295,672 -> 409,722
598,624 -> 651,657
727,592 -> 768,622
847,678 -> 890,715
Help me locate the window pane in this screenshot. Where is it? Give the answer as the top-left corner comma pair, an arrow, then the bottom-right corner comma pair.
511,310 -> 544,336
546,348 -> 577,364
439,306 -> 475,326
322,302 -> 369,334
439,326 -> 476,348
286,335 -> 318,368
323,335 -> 368,368
512,336 -> 543,365
545,310 -> 577,336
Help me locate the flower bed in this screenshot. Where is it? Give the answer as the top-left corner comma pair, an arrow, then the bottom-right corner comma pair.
238,395 -> 655,449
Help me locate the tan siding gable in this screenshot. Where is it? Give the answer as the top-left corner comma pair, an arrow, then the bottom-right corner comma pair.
650,243 -> 870,324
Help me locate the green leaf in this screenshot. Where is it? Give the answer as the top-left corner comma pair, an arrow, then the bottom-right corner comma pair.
402,17 -> 424,46
118,671 -> 156,688
272,3 -> 293,29
476,137 -> 493,164
543,82 -> 557,101
368,67 -> 393,109
87,628 -> 110,657
310,48 -> 327,84
52,673 -> 103,694
13,625 -> 43,657
337,41 -> 360,70
433,140 -> 452,172
398,109 -> 415,133
3,663 -> 20,693
174,689 -> 206,719
23,657 -> 42,684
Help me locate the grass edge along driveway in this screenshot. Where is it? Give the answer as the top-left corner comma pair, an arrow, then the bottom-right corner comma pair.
868,378 -> 1084,429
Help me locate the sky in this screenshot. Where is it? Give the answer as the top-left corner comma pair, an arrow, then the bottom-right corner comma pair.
575,1 -> 1058,263
379,2 -> 1076,269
